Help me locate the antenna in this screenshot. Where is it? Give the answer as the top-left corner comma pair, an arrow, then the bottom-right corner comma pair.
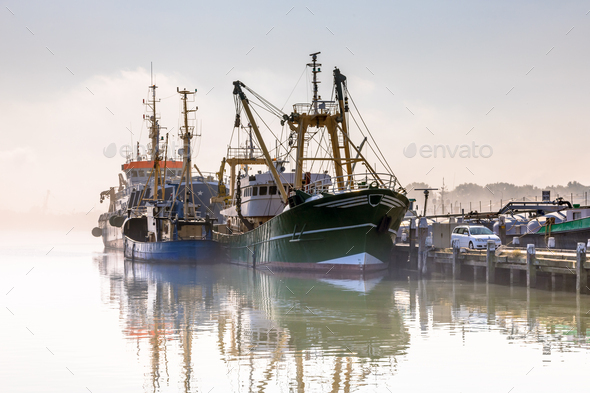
307,52 -> 322,114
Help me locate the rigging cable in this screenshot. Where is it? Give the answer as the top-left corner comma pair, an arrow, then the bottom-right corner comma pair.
346,112 -> 391,179
346,87 -> 397,177
247,103 -> 298,167
345,88 -> 403,190
280,65 -> 308,111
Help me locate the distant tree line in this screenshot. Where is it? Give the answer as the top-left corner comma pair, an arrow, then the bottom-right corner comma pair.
404,181 -> 589,216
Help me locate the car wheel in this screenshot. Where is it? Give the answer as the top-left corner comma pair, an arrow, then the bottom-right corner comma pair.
469,241 -> 474,249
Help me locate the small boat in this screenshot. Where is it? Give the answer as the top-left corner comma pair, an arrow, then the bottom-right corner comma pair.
122,86 -> 220,263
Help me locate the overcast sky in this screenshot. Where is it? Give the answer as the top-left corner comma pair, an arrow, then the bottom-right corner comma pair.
2,0 -> 589,214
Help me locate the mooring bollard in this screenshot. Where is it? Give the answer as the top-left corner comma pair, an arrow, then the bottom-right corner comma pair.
527,244 -> 536,288
547,237 -> 555,249
576,242 -> 587,295
486,240 -> 496,284
452,239 -> 461,279
513,236 -> 520,246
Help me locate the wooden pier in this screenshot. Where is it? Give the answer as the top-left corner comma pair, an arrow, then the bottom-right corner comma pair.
393,241 -> 590,294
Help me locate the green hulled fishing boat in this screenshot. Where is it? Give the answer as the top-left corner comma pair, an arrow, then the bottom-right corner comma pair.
213,53 -> 409,272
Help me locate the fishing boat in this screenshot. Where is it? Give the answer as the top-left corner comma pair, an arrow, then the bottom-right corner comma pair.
214,53 -> 410,272
122,86 -> 220,263
93,78 -> 223,249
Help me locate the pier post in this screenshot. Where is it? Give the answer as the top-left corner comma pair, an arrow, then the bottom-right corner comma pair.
452,240 -> 461,280
499,216 -> 507,245
526,244 -> 536,289
417,218 -> 428,276
409,219 -> 417,270
486,240 -> 496,284
576,242 -> 587,295
510,269 -> 515,285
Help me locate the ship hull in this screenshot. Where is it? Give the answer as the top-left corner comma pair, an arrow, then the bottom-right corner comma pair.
216,189 -> 408,272
124,237 -> 221,263
99,213 -> 124,249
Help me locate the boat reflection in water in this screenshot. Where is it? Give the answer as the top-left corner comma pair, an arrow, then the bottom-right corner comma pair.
95,252 -> 590,392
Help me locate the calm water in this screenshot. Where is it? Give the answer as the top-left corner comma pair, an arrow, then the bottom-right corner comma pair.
2,233 -> 590,392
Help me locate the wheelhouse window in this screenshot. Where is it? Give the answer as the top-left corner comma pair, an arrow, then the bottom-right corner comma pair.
139,170 -> 145,177
269,186 -> 277,195
259,186 -> 268,196
252,187 -> 258,196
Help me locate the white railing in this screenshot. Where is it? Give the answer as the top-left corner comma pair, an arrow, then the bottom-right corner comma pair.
227,147 -> 264,161
302,172 -> 399,195
293,102 -> 338,115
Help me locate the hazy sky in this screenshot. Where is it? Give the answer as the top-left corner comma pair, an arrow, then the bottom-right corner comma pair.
2,0 -> 589,214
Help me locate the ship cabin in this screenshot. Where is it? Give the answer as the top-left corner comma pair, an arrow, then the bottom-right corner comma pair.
123,202 -> 214,244
122,160 -> 185,185
115,159 -> 221,220
222,170 -> 331,232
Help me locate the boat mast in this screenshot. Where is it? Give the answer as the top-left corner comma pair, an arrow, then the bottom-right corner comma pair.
177,87 -> 197,219
310,52 -> 321,115
291,52 -> 349,190
233,81 -> 289,204
146,74 -> 163,200
248,123 -> 254,160
333,67 -> 354,185
286,54 -> 384,189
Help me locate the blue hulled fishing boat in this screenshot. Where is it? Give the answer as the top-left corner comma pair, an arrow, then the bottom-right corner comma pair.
122,85 -> 220,263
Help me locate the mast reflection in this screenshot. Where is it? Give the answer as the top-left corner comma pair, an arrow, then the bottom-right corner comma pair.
95,252 -> 590,392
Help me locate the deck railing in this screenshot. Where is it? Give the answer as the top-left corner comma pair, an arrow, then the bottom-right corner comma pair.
302,172 -> 400,195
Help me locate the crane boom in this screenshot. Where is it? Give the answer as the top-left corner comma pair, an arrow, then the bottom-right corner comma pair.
233,81 -> 289,204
